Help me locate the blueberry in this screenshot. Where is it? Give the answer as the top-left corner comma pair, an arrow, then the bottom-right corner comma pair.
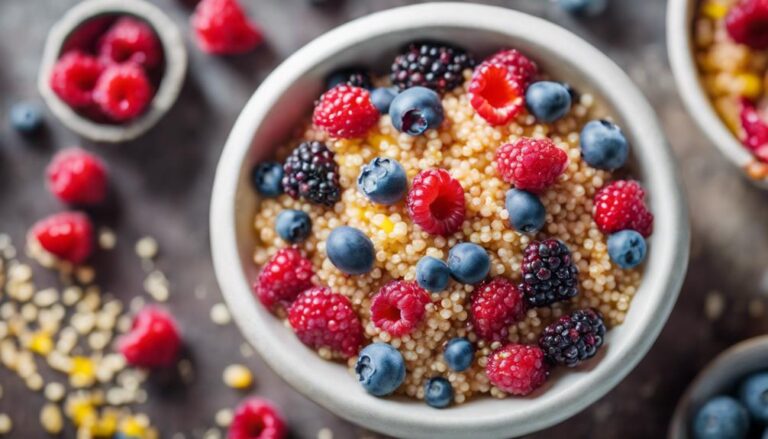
692,396 -> 749,439
447,242 -> 490,285
275,210 -> 312,243
607,230 -> 647,269
355,343 -> 406,396
505,189 -> 546,233
371,87 -> 398,114
443,338 -> 473,372
424,377 -> 453,408
416,256 -> 451,293
389,86 -> 444,136
326,226 -> 375,275
558,0 -> 608,16
580,119 -> 629,170
357,157 -> 408,205
10,102 -> 43,134
740,372 -> 768,422
525,81 -> 572,123
251,162 -> 284,197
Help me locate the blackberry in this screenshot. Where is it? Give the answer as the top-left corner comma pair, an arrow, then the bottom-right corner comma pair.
538,308 -> 606,367
282,141 -> 341,206
519,239 -> 579,308
325,67 -> 373,90
390,41 -> 474,93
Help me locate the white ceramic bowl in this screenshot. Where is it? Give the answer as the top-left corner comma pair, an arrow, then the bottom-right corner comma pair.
210,4 -> 690,438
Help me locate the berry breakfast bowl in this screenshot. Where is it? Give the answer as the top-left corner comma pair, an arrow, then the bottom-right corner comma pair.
210,3 -> 690,438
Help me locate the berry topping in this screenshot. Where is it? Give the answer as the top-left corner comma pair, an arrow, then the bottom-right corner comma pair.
251,162 -> 284,197
118,306 -> 181,368
357,157 -> 408,205
495,137 -> 568,192
483,49 -> 538,86
98,17 -> 162,69
388,86 -> 445,135
593,180 -> 654,237
50,52 -> 105,109
275,210 -> 312,244
607,230 -> 647,270
10,102 -> 43,135
326,226 -> 375,275
371,280 -> 431,337
505,189 -> 546,233
580,119 -> 630,171
740,372 -> 768,422
312,84 -> 379,139
253,248 -> 314,311
370,87 -> 399,114
93,63 -> 152,122
538,308 -> 606,367
519,239 -> 579,308
525,81 -> 572,123
288,287 -> 364,358
192,0 -> 263,55
740,99 -> 768,159
46,148 -> 108,205
407,169 -> 466,236
424,377 -> 454,408
447,242 -> 490,285
468,62 -> 525,126
416,256 -> 451,293
355,343 -> 406,397
325,67 -> 373,90
443,337 -> 474,372
390,41 -> 474,93
726,0 -> 768,50
228,398 -> 286,439
281,141 -> 341,206
692,396 -> 749,439
469,277 -> 525,342
29,212 -> 93,264
558,0 -> 608,16
486,344 -> 549,396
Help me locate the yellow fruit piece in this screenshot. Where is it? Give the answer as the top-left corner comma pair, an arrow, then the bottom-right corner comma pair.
379,217 -> 395,234
27,331 -> 54,356
368,133 -> 397,150
119,417 -> 146,438
90,410 -> 118,437
70,356 -> 96,387
702,2 -> 729,19
69,399 -> 97,427
222,364 -> 254,389
738,73 -> 763,99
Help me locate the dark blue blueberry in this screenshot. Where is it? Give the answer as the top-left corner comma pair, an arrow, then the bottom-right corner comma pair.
607,230 -> 647,269
371,87 -> 398,114
424,377 -> 453,408
443,338 -> 473,372
10,102 -> 43,134
355,343 -> 406,396
740,372 -> 768,422
692,396 -> 749,439
357,157 -> 408,205
325,67 -> 372,90
558,0 -> 608,16
505,189 -> 546,233
275,210 -> 312,243
416,256 -> 451,293
326,226 -> 375,275
389,86 -> 444,136
525,81 -> 572,123
580,119 -> 629,170
447,242 -> 490,285
251,162 -> 284,197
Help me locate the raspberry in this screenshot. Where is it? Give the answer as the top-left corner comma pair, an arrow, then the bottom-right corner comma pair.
118,306 -> 181,368
46,148 -> 108,205
468,62 -> 525,126
288,287 -> 363,358
93,63 -> 152,122
486,344 -> 549,396
312,85 -> 379,139
370,280 -> 431,337
539,308 -> 606,367
495,137 -> 568,192
407,169 -> 466,236
228,398 -> 286,439
390,41 -> 475,93
483,49 -> 538,86
50,52 -> 105,109
741,99 -> 768,152
593,180 -> 654,237
29,212 -> 93,264
253,248 -> 314,311
519,239 -> 579,308
281,141 -> 341,206
469,277 -> 525,342
98,17 -> 162,70
192,0 -> 263,55
726,0 -> 768,50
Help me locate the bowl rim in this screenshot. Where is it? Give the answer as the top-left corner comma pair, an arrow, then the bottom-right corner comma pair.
37,0 -> 187,143
210,3 -> 690,438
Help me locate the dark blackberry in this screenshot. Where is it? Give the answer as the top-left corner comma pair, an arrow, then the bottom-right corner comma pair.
390,41 -> 474,93
325,67 -> 373,90
282,141 -> 341,206
538,308 -> 606,367
519,239 -> 579,308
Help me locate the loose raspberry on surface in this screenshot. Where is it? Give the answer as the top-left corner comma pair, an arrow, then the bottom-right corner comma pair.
519,239 -> 579,308
407,168 -> 466,236
192,0 -> 263,55
469,277 -> 525,342
740,99 -> 768,162
390,41 -> 475,93
118,306 -> 181,368
29,212 -> 93,265
288,287 -> 364,358
312,84 -> 379,139
486,344 -> 549,396
726,0 -> 768,50
98,17 -> 162,70
371,280 -> 431,337
539,308 -> 606,367
253,248 -> 314,311
93,63 -> 152,122
593,180 -> 654,237
282,141 -> 341,206
468,62 -> 525,126
50,52 -> 105,109
46,148 -> 108,205
495,137 -> 568,192
228,398 -> 286,439
483,49 -> 538,86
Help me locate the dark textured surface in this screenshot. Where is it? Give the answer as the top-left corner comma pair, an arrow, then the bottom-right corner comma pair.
1,0 -> 767,438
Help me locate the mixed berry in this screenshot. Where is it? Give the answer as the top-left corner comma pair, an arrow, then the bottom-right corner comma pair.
691,371 -> 768,439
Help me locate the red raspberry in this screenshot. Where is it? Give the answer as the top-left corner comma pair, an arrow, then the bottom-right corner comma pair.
98,18 -> 162,70
370,280 -> 431,337
594,180 -> 654,237
93,63 -> 152,122
50,52 -> 105,109
468,62 -> 525,126
407,169 -> 466,236
253,248 -> 314,311
29,212 -> 93,264
228,398 -> 286,439
312,85 -> 379,139
288,287 -> 363,358
495,137 -> 568,192
62,17 -> 114,54
483,49 -> 538,86
486,344 -> 549,396
470,278 -> 525,342
118,306 -> 181,368
46,148 -> 108,205
192,0 -> 263,55
740,99 -> 768,158
726,0 -> 768,50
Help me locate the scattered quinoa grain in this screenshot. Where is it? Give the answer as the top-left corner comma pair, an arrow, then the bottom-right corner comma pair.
222,364 -> 253,389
